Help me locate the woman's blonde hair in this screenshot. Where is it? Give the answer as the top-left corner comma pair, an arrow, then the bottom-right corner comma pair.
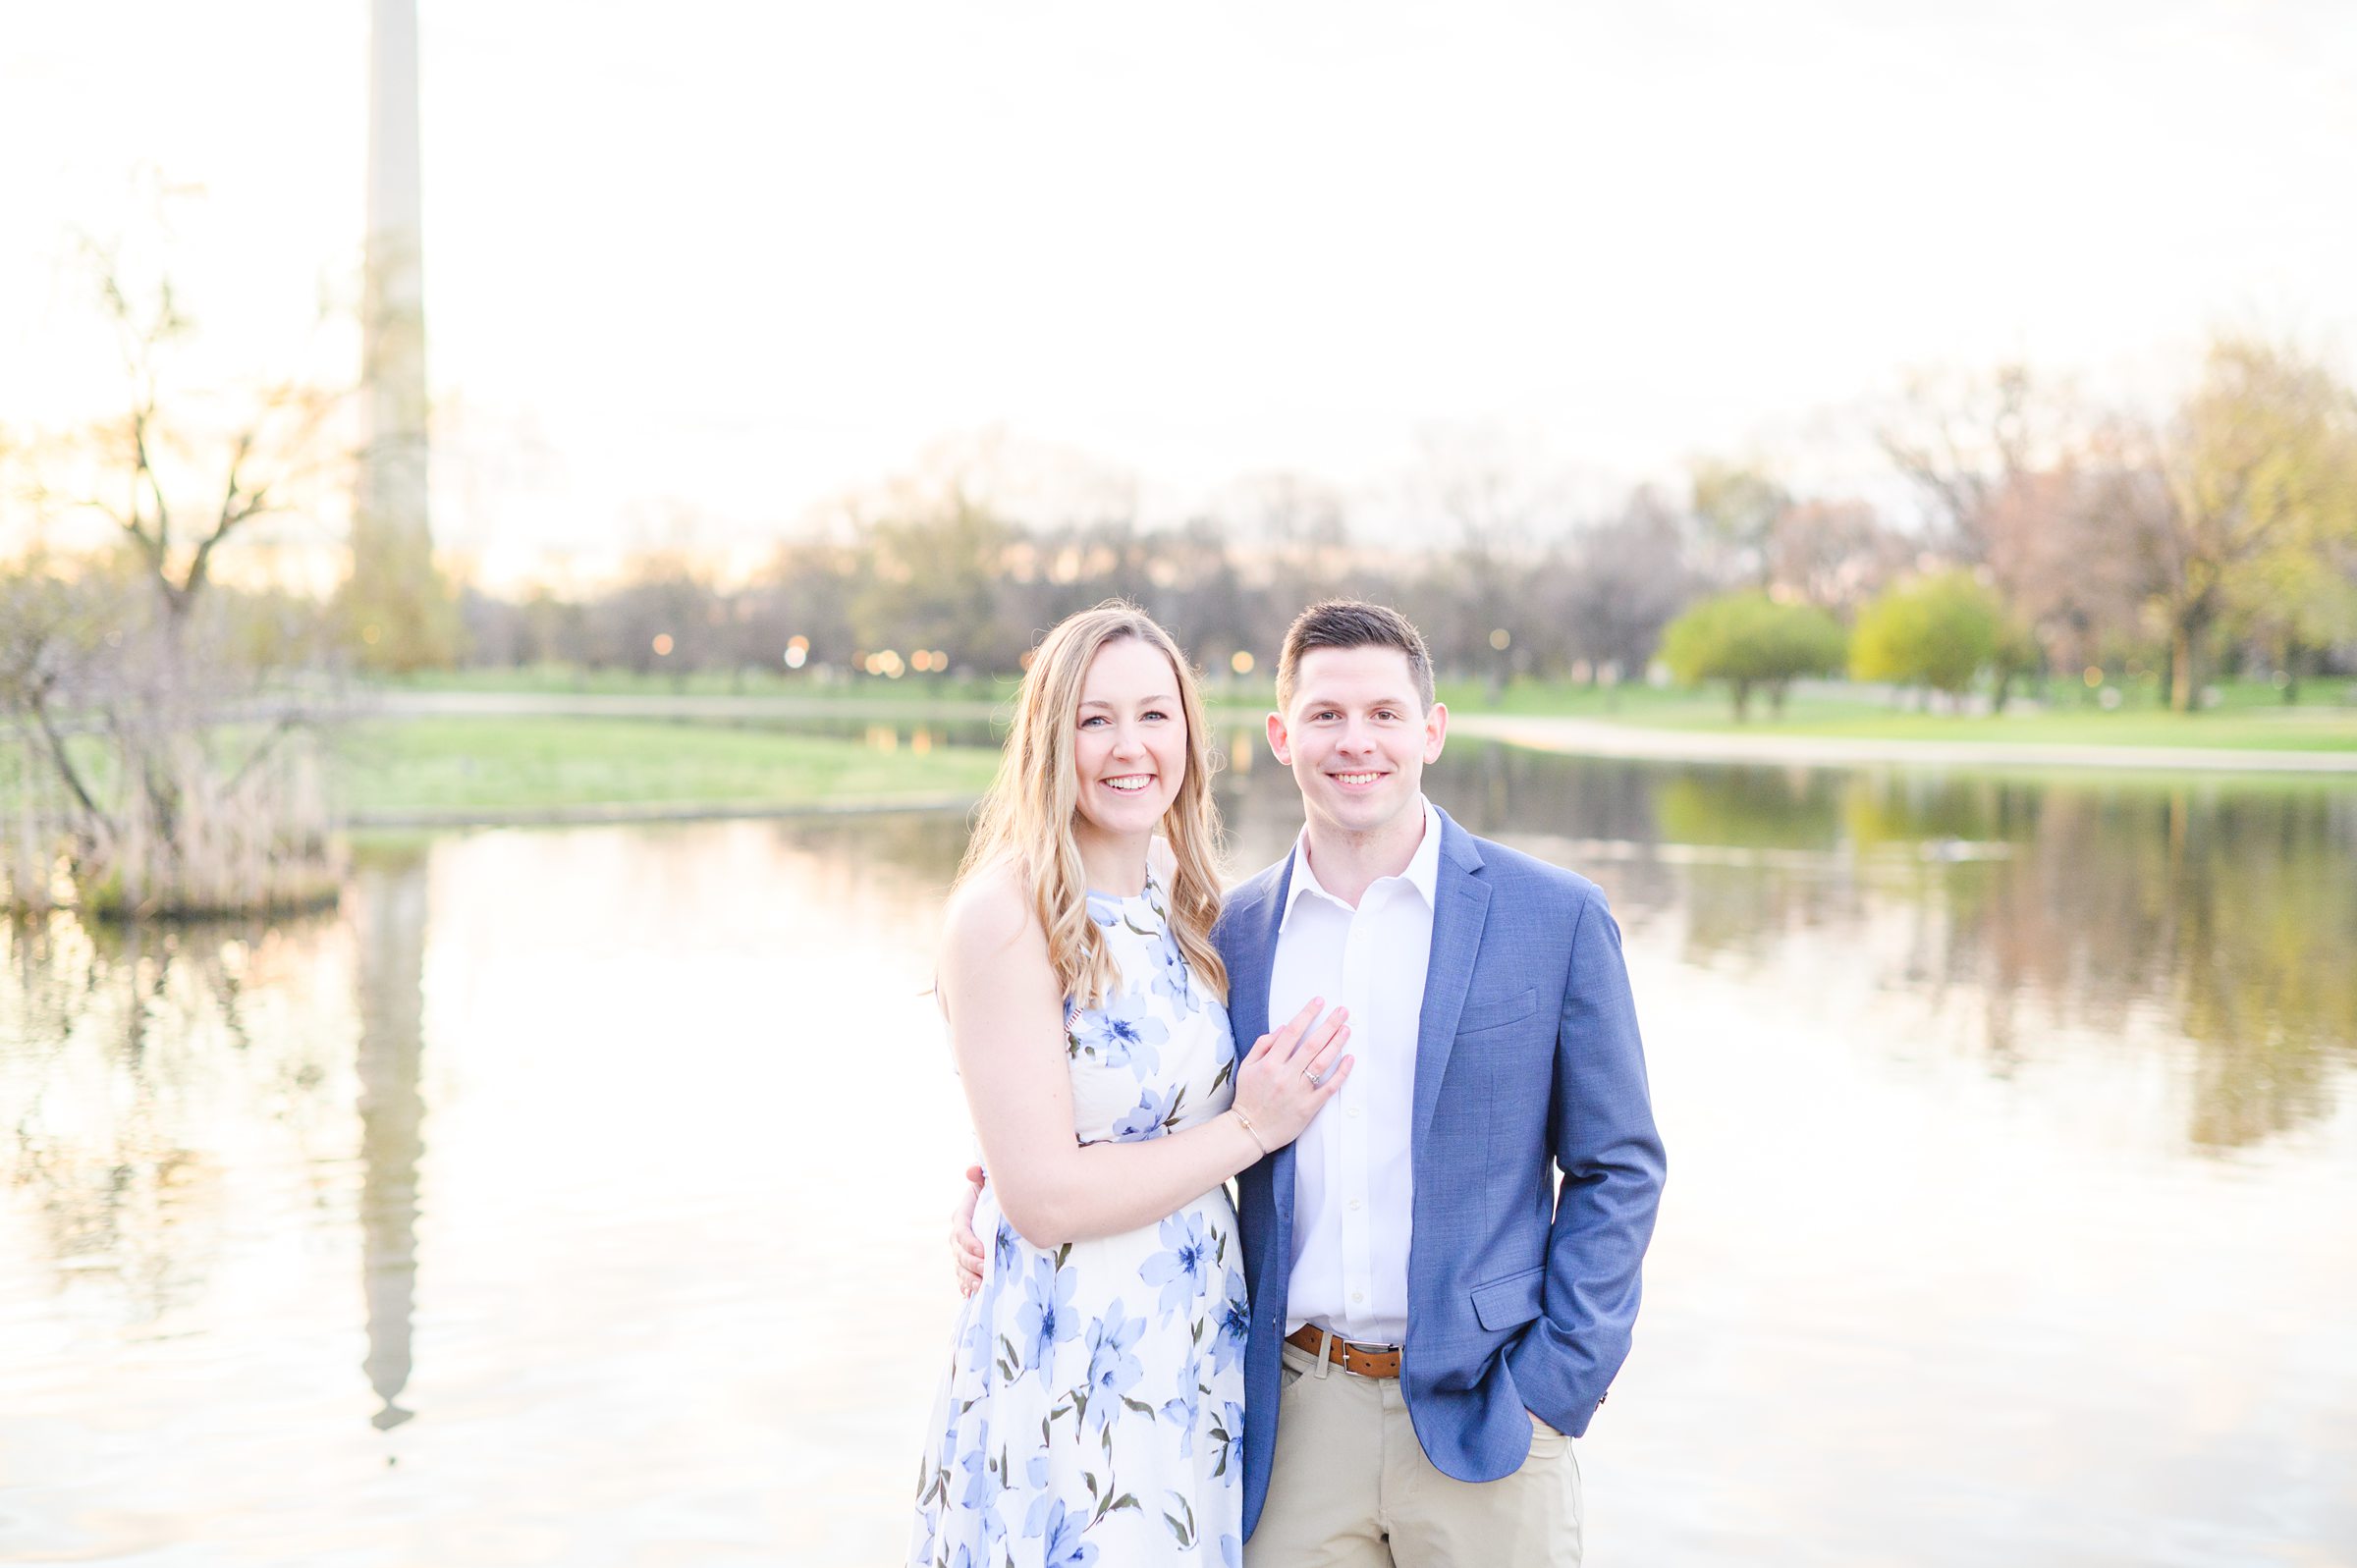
958,600 -> 1229,1010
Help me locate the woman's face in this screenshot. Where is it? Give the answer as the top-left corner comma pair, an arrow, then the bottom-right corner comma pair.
1069,635 -> 1188,847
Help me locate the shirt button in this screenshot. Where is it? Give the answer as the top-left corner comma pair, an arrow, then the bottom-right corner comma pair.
1351,1290 -> 1365,1303
1348,1199 -> 1362,1212
1346,1106 -> 1362,1119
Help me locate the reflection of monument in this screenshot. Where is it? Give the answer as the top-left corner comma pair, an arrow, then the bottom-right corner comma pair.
353,848 -> 429,1432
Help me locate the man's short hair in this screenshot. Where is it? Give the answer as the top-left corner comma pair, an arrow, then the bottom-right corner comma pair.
1275,600 -> 1437,713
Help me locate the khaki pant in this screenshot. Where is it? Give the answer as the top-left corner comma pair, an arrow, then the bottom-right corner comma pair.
1248,1337 -> 1582,1568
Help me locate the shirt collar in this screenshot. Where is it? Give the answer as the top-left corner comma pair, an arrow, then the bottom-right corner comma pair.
1279,796 -> 1444,930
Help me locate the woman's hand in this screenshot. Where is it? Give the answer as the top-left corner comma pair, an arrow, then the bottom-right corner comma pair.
1232,997 -> 1353,1149
951,1164 -> 985,1296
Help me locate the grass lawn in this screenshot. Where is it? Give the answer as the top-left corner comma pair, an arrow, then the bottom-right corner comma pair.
335,717 -> 1001,817
375,667 -> 2357,753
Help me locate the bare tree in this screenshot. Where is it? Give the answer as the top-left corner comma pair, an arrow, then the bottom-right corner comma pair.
1689,458 -> 1788,588
1406,427 -> 1570,683
40,242 -> 346,640
1767,497 -> 1912,616
1875,362 -> 2080,564
3,245 -> 349,914
1552,485 -> 1696,682
1979,465 -> 2144,676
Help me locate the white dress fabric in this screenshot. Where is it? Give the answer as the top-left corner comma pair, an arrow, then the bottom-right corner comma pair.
911,872 -> 1246,1568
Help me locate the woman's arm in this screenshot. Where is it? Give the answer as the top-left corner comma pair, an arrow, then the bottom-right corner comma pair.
942,864 -> 1348,1249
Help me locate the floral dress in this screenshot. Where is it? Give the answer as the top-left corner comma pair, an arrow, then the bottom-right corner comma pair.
911,872 -> 1247,1568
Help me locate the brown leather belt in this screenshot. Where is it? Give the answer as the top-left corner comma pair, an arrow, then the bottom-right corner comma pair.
1285,1325 -> 1401,1379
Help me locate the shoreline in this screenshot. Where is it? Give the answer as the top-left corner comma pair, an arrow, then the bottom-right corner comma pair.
348,791 -> 983,830
365,689 -> 2357,778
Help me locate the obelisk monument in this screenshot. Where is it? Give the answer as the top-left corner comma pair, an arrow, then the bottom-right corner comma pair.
353,0 -> 454,668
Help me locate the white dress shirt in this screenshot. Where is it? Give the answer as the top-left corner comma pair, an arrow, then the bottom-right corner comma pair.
1271,797 -> 1442,1346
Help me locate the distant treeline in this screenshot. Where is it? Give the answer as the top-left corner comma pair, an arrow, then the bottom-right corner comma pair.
459,338 -> 2357,710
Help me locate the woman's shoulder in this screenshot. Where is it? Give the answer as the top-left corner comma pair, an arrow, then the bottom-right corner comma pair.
944,855 -> 1039,951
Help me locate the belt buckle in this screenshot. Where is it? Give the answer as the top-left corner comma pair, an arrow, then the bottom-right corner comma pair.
1330,1332 -> 1398,1378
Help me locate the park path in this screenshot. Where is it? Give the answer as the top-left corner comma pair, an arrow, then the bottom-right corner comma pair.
367,690 -> 2357,776
1443,712 -> 2357,775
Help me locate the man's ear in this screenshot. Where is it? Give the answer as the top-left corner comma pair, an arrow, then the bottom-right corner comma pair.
1422,701 -> 1449,764
1265,710 -> 1292,767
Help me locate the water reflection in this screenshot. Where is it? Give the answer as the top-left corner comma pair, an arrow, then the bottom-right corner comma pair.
1408,748 -> 2357,1153
0,755 -> 2350,1564
353,844 -> 428,1431
1,910 -> 349,1330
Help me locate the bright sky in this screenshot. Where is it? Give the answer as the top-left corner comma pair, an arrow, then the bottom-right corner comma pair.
4,0 -> 2353,584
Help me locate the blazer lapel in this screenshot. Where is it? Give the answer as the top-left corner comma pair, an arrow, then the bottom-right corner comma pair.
1412,813 -> 1491,1159
1232,855 -> 1299,1219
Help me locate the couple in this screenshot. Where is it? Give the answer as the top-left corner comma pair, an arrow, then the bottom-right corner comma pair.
911,599 -> 1665,1567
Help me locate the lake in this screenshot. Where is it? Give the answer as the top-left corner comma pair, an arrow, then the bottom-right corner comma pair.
3,738 -> 2352,1565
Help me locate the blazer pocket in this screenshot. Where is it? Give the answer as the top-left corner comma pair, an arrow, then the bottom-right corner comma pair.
1469,1265 -> 1546,1332
1455,989 -> 1539,1040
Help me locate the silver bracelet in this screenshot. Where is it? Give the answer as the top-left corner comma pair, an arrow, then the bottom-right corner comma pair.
1232,1106 -> 1273,1155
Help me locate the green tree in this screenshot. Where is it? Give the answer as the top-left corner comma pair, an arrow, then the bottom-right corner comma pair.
1850,571 -> 2005,703
1660,591 -> 1847,721
2130,337 -> 2357,712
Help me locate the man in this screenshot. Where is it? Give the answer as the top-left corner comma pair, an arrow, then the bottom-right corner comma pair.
958,600 -> 1665,1565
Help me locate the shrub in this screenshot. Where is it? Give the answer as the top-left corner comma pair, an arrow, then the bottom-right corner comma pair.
1850,572 -> 2005,701
1660,592 -> 1848,720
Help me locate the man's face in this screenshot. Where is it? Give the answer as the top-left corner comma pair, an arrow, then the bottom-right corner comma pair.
1267,646 -> 1448,840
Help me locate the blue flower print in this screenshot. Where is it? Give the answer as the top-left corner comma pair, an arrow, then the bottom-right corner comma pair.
1069,989 -> 1168,1075
1211,1271 -> 1249,1374
1083,1299 -> 1147,1430
978,1490 -> 1008,1560
933,1421 -> 959,1487
1210,1399 -> 1245,1481
1034,1496 -> 1099,1568
993,1216 -> 1018,1277
1085,892 -> 1124,929
1138,1212 -> 1212,1320
959,1307 -> 991,1384
1021,1444 -> 1055,1539
1162,1364 -> 1202,1457
1016,1255 -> 1080,1375
1205,996 -> 1235,1082
912,871 -> 1248,1566
1147,920 -> 1197,1014
958,1438 -> 992,1510
1112,1084 -> 1178,1143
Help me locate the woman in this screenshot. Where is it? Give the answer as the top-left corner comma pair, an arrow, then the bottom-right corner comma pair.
910,602 -> 1350,1568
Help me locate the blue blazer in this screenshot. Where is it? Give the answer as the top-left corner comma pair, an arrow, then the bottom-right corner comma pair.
1217,809 -> 1667,1538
